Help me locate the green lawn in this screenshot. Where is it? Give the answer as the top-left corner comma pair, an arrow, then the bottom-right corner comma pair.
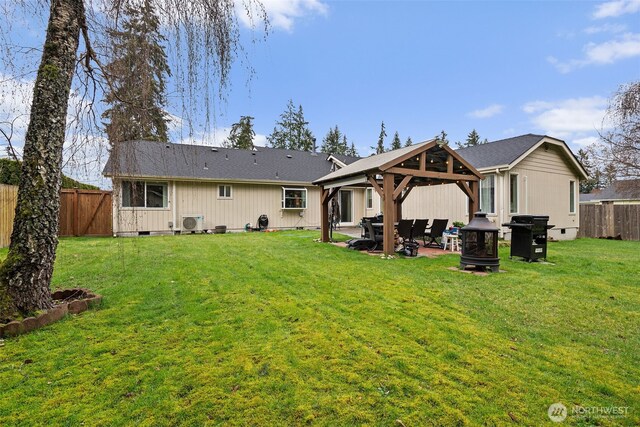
0,233 -> 638,426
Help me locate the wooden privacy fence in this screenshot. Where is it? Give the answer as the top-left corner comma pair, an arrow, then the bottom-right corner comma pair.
579,203 -> 640,241
59,189 -> 112,237
1,184 -> 18,247
0,186 -> 112,247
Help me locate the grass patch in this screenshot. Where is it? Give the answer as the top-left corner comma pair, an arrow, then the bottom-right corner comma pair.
0,233 -> 638,425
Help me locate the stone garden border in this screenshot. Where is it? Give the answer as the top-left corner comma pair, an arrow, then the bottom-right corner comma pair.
0,288 -> 102,338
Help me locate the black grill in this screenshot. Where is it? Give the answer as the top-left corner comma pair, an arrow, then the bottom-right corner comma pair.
502,215 -> 554,262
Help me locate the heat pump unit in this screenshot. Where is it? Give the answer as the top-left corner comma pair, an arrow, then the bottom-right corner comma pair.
182,215 -> 204,232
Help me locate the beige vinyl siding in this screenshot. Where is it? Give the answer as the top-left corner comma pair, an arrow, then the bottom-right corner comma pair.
176,181 -> 320,230
112,179 -> 173,234
113,179 -> 321,234
364,187 -> 381,216
352,188 -> 366,224
507,144 -> 580,240
401,184 -> 468,225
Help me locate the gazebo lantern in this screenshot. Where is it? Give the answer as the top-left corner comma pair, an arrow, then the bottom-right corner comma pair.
460,212 -> 500,272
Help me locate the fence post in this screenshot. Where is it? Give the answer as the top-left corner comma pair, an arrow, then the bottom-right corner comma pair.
72,189 -> 79,237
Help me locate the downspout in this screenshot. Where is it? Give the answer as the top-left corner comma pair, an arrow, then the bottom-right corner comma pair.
172,181 -> 177,234
495,168 -> 503,238
524,175 -> 529,213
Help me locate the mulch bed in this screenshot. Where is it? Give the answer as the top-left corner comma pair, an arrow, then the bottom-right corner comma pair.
0,288 -> 102,338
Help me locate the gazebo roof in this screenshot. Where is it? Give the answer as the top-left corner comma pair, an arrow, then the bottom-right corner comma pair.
313,139 -> 483,188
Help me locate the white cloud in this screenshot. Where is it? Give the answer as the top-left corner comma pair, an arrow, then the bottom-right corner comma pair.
177,127 -> 267,147
522,96 -> 610,138
467,104 -> 504,119
572,136 -> 601,147
237,0 -> 328,32
584,23 -> 627,34
592,0 -> 640,19
548,33 -> 640,73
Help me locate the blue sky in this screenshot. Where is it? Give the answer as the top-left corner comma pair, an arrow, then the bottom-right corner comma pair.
209,0 -> 639,153
1,0 -> 639,187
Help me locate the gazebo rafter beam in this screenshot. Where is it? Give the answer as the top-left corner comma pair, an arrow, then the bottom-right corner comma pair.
386,167 -> 479,181
393,175 -> 412,200
367,175 -> 384,199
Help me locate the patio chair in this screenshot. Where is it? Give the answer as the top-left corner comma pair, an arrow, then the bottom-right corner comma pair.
364,219 -> 384,251
424,219 -> 449,247
411,218 -> 429,244
360,216 -> 377,238
396,219 -> 414,244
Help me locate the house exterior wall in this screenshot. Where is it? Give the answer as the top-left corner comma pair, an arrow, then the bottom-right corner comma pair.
358,144 -> 582,240
112,179 -> 321,234
505,144 -> 580,240
401,184 -> 468,225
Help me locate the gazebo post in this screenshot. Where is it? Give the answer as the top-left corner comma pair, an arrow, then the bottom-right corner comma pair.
468,181 -> 479,221
320,187 -> 330,242
321,186 -> 341,242
383,173 -> 395,256
313,140 -> 485,253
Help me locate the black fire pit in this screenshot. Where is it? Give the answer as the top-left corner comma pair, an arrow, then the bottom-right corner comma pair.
460,212 -> 500,272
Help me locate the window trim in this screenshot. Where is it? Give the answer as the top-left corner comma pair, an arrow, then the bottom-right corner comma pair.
281,187 -> 307,209
479,174 -> 496,214
121,180 -> 169,209
218,184 -> 233,200
365,188 -> 373,209
509,173 -> 519,214
569,180 -> 576,214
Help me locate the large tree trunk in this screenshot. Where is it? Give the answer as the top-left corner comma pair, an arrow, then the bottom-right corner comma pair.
0,0 -> 83,319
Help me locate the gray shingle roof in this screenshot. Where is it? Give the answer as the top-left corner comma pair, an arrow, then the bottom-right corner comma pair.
454,134 -> 545,169
103,140 -> 360,183
580,180 -> 640,202
313,141 -> 432,184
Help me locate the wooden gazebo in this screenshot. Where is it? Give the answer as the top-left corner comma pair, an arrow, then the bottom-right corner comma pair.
313,139 -> 484,255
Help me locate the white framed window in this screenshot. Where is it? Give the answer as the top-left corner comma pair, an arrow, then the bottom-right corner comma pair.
218,184 -> 232,199
122,181 -> 168,208
365,188 -> 373,209
509,173 -> 519,214
569,180 -> 576,213
282,187 -> 307,209
479,174 -> 495,214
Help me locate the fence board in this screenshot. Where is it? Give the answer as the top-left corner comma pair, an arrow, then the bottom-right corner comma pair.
0,184 -> 18,248
0,187 -> 112,247
579,203 -> 640,240
59,189 -> 112,237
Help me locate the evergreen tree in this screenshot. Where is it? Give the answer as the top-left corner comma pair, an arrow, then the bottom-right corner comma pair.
346,141 -> 359,157
405,136 -> 413,147
225,116 -> 255,149
0,0 -> 268,320
467,129 -> 481,146
391,131 -> 401,150
268,100 -> 315,151
456,129 -> 487,148
102,0 -> 171,144
435,130 -> 449,146
373,121 -> 387,154
320,125 -> 347,154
